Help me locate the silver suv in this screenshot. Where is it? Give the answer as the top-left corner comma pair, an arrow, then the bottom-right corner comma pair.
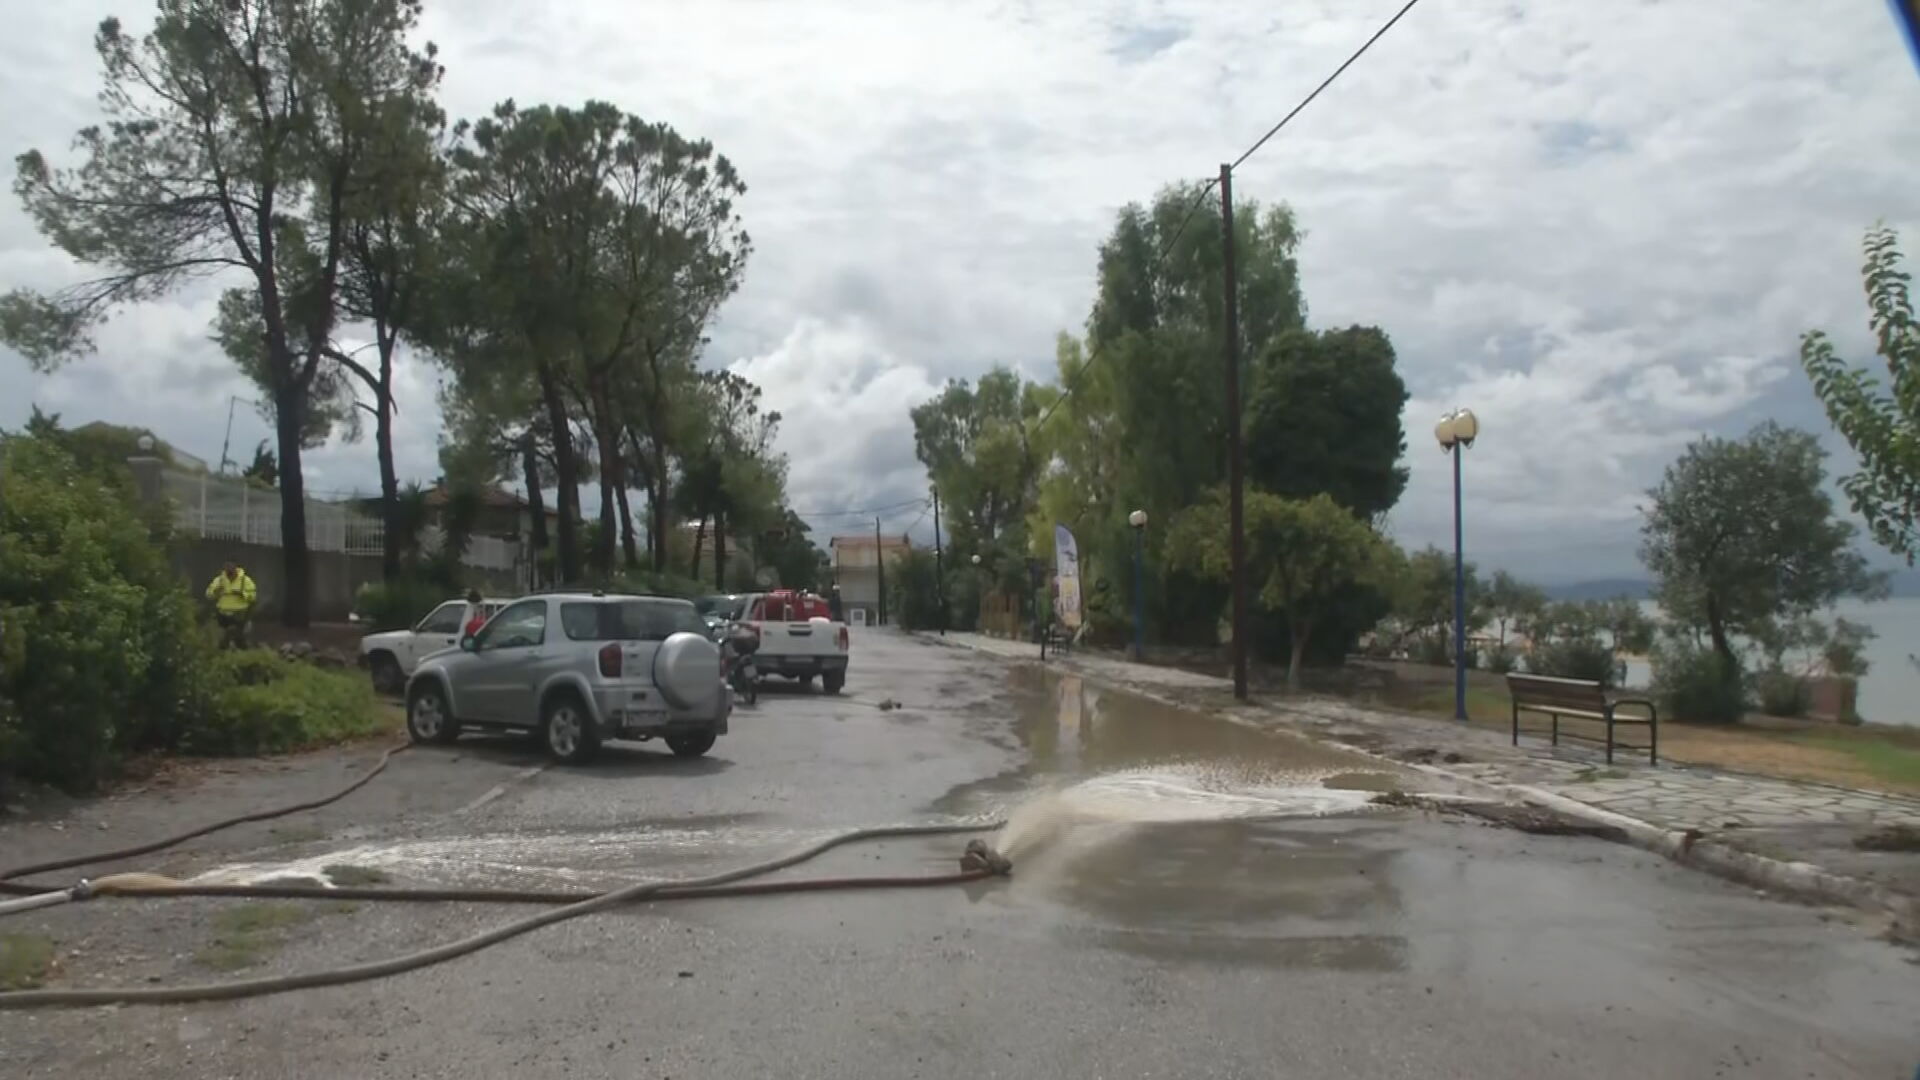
404,592 -> 730,764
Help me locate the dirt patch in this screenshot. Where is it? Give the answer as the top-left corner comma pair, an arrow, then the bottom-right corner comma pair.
1393,747 -> 1470,766
1854,824 -> 1920,853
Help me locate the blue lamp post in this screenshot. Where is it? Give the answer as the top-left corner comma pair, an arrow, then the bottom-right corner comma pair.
1128,509 -> 1148,659
1435,408 -> 1479,722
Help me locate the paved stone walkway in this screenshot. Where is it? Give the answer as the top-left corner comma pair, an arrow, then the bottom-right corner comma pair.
939,631 -> 1920,903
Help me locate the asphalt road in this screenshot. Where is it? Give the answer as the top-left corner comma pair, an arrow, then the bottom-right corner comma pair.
2,630 -> 1916,1079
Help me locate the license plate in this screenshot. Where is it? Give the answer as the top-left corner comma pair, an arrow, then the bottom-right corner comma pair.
621,709 -> 666,732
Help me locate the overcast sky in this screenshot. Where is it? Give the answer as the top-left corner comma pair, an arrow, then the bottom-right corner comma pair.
2,1 -> 1916,583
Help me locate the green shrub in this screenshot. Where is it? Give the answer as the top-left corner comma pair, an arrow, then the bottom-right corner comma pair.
1653,640 -> 1747,724
180,649 -> 384,755
1755,667 -> 1810,718
1527,637 -> 1619,687
0,434 -> 200,791
1485,643 -> 1519,674
1414,633 -> 1451,666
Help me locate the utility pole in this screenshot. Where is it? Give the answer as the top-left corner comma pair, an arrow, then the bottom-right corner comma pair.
874,515 -> 888,627
1221,163 -> 1248,701
931,487 -> 946,635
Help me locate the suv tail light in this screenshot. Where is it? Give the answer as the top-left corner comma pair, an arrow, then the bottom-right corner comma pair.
837,626 -> 849,651
598,643 -> 622,678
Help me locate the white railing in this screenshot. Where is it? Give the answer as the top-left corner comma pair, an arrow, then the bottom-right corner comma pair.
161,468 -> 519,571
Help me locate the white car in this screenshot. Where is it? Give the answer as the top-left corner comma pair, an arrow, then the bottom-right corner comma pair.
360,596 -> 509,693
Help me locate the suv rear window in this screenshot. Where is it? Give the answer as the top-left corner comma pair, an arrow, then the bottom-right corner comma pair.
560,601 -> 707,642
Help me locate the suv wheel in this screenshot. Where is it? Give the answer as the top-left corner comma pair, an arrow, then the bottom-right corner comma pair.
542,693 -> 600,765
821,670 -> 845,695
666,732 -> 716,758
407,683 -> 460,745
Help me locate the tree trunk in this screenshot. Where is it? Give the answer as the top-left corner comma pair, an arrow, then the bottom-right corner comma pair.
535,360 -> 581,585
375,367 -> 400,583
690,516 -> 707,578
1287,618 -> 1312,691
1705,592 -> 1736,668
521,436 -> 547,589
714,511 -> 728,591
615,483 -> 638,569
274,380 -> 312,629
650,437 -> 671,573
596,471 -> 617,576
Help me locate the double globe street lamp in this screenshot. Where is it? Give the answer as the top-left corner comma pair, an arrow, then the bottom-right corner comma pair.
1434,408 -> 1479,723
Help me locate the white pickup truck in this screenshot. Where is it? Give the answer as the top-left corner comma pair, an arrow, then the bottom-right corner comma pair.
360,596 -> 509,693
735,590 -> 850,693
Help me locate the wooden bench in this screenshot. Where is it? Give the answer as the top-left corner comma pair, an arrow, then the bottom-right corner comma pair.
1507,673 -> 1658,765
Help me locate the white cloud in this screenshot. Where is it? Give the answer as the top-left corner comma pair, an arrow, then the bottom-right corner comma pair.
2,0 -> 1917,581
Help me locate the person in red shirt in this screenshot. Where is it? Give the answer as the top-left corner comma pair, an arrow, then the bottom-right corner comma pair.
462,589 -> 489,639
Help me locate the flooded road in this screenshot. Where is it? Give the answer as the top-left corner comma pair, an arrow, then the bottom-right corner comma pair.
5,629 -> 1917,1079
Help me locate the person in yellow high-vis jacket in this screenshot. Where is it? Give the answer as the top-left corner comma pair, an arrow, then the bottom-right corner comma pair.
205,561 -> 258,649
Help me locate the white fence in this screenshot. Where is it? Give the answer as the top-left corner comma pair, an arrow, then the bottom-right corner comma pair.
161,469 -> 518,572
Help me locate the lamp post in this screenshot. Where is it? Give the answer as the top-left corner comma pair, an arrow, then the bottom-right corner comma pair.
1128,510 -> 1148,659
1434,408 -> 1480,722
969,554 -> 982,633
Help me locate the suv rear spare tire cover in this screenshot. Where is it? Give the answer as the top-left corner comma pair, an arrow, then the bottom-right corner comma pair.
654,631 -> 721,711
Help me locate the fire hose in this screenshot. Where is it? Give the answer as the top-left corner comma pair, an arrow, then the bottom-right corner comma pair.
0,744 -> 1011,1009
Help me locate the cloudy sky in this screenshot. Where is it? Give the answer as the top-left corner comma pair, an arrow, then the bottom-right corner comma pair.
2,1 -> 1916,582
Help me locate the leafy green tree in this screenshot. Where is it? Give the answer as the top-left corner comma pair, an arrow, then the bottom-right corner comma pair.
1245,326 -> 1409,519
1485,570 -> 1548,647
1800,225 -> 1920,563
911,368 -> 1052,559
1391,545 -> 1486,660
1168,490 -> 1394,688
2,0 -> 442,627
1640,422 -> 1888,671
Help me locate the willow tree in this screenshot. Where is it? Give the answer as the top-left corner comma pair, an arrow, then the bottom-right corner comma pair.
1,0 -> 441,626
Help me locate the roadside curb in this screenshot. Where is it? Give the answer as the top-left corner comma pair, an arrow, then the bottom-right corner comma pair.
927,632 -> 1919,937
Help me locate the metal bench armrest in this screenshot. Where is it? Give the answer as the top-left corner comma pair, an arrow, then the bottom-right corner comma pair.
1608,697 -> 1658,721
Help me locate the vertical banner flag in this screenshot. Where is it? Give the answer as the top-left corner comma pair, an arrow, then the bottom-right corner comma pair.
1054,524 -> 1083,630
1895,0 -> 1920,73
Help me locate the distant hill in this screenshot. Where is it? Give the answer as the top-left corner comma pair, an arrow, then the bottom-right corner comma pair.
1542,579 -> 1652,602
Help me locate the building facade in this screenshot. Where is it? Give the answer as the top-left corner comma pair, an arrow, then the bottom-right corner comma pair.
828,534 -> 911,626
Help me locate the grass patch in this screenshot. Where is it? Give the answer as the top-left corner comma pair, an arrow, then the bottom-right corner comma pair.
323,863 -> 390,886
195,903 -> 315,971
0,933 -> 55,990
1790,734 -> 1920,791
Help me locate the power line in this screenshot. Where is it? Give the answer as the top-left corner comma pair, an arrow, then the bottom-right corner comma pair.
1231,0 -> 1424,171
1032,0 -> 1426,433
788,496 -> 928,519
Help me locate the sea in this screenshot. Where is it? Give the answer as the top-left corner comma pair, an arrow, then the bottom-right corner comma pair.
1626,596 -> 1920,728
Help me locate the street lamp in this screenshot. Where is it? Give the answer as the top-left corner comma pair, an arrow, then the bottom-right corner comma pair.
1128,509 -> 1148,659
1434,408 -> 1480,722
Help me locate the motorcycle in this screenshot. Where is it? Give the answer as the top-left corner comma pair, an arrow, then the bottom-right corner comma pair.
721,622 -> 760,705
